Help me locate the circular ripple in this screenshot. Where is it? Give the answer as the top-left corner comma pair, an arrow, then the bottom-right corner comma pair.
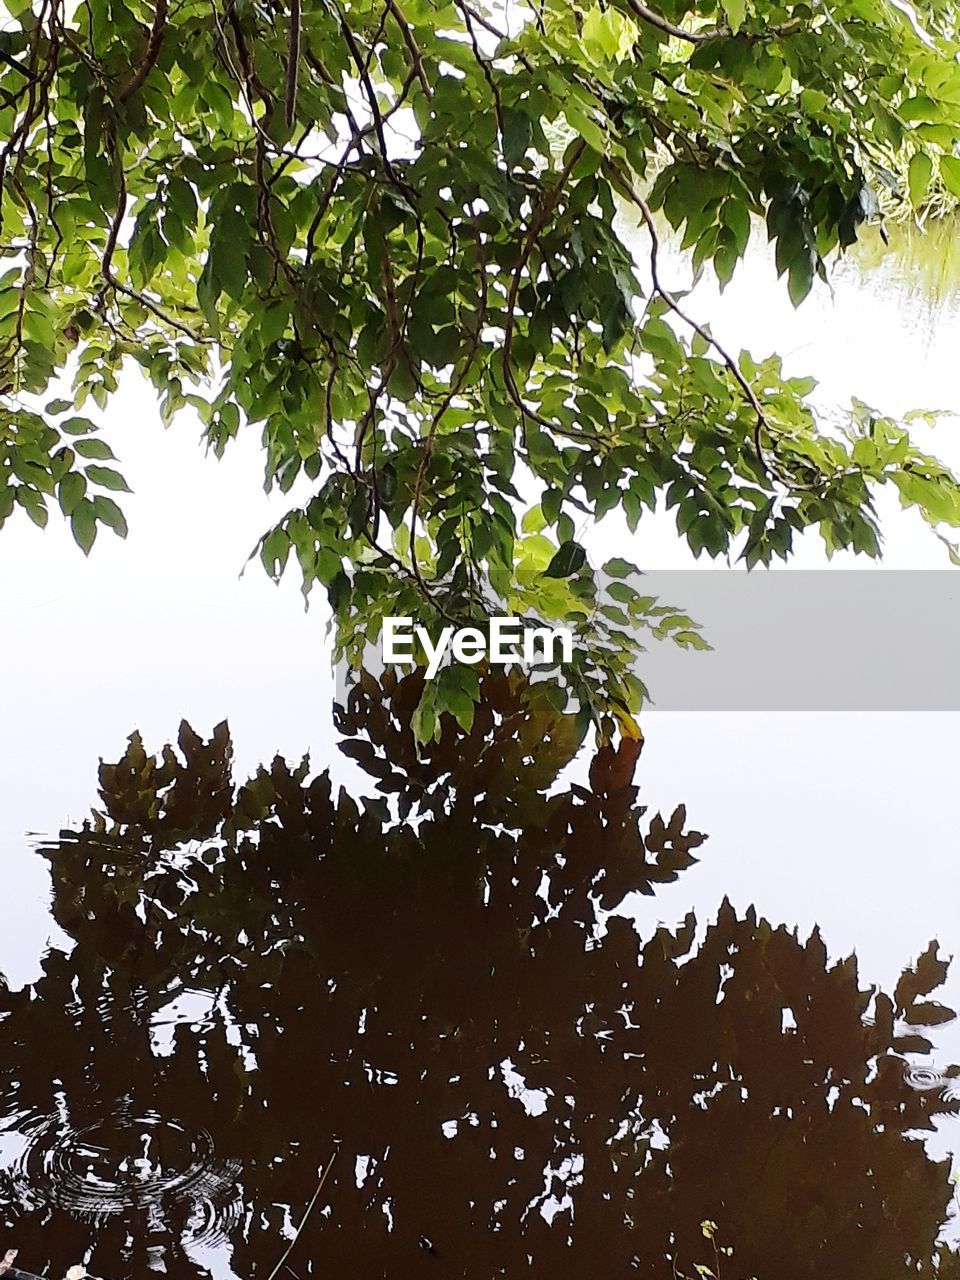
34,1113 -> 215,1213
5,1109 -> 242,1250
905,1064 -> 950,1092
180,1184 -> 245,1250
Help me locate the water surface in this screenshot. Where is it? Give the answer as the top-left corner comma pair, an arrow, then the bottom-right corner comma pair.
2,673 -> 958,1278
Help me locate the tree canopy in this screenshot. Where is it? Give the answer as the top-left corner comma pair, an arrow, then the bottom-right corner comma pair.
5,0 -> 960,727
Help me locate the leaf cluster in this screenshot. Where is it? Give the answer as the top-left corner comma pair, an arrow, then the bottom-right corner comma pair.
6,0 -> 960,727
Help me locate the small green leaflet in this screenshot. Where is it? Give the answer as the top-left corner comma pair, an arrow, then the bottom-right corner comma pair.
544,540 -> 586,578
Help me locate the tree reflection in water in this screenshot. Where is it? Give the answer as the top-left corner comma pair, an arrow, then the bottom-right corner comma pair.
1,671 -> 958,1278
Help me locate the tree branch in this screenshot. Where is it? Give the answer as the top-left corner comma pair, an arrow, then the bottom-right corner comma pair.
0,49 -> 40,83
386,0 -> 432,100
118,0 -> 167,103
603,158 -> 820,492
624,0 -> 804,45
502,141 -> 586,442
100,163 -> 206,341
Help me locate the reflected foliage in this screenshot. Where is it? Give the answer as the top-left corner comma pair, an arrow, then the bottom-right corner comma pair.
1,672 -> 958,1278
844,218 -> 960,315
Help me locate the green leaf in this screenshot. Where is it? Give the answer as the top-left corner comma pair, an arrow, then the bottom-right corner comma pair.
60,417 -> 98,436
208,207 -> 250,302
411,685 -> 439,743
438,665 -> 476,732
722,199 -> 751,254
19,493 -> 48,528
542,489 -> 562,525
74,438 -> 116,460
564,104 -> 607,155
916,123 -> 957,146
70,499 -> 97,554
261,526 -> 291,578
521,505 -> 548,534
899,95 -> 938,123
787,257 -> 813,307
502,107 -> 532,167
582,6 -> 636,59
721,0 -> 746,32
58,471 -> 86,515
544,540 -> 586,578
92,495 -> 128,538
85,464 -> 131,492
939,154 -> 960,199
603,557 -> 637,578
908,152 -> 933,206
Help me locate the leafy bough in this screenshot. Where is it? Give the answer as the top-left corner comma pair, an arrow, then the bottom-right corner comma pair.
4,0 -> 960,737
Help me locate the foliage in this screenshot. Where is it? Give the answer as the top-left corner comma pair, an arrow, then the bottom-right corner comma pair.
6,0 -> 960,727
3,673 -> 960,1276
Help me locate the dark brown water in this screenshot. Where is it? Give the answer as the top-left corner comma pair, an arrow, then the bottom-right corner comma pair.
2,670 -> 959,1278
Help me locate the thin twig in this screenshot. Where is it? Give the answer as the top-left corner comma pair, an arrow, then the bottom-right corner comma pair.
100,161 -> 206,341
624,0 -> 804,45
0,50 -> 39,82
386,0 -> 432,99
455,0 -> 505,41
408,212 -> 487,590
501,140 -> 585,439
118,0 -> 168,103
284,0 -> 301,126
602,158 -> 804,488
263,1150 -> 338,1280
462,4 -> 504,140
334,0 -> 402,189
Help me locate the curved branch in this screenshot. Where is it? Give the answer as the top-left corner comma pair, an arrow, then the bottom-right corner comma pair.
408,215 -> 488,591
603,158 -> 821,492
624,0 -> 805,45
100,163 -> 206,341
284,0 -> 301,127
118,0 -> 167,103
386,0 -> 432,100
0,49 -> 40,83
501,140 -> 585,440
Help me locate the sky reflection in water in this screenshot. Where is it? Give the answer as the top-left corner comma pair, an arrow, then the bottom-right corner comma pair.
1,671 -> 958,1279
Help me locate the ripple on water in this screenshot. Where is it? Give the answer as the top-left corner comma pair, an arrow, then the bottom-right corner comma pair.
903,1063 -> 960,1099
0,1107 -> 243,1251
